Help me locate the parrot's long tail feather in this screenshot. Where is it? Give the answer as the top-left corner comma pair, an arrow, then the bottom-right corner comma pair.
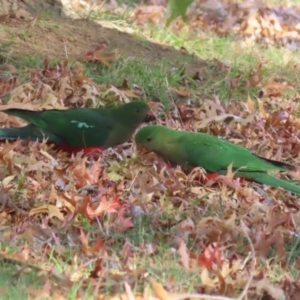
238,171 -> 300,195
0,125 -> 63,143
0,127 -> 41,141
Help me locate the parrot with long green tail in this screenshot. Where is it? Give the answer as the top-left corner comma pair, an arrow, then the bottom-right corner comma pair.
0,101 -> 154,154
134,125 -> 300,195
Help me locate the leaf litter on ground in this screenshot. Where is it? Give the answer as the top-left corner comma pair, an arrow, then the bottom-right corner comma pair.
2,1 -> 300,298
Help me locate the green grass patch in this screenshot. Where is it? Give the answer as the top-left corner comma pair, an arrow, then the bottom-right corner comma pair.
0,260 -> 43,300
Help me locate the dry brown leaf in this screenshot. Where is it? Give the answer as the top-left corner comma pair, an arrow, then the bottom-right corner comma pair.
27,280 -> 51,300
200,268 -> 218,288
177,239 -> 189,270
255,277 -> 285,300
29,204 -> 65,221
86,195 -> 121,218
2,175 -> 15,188
83,45 -> 120,66
196,113 -> 255,129
150,278 -> 171,300
261,77 -> 294,98
169,86 -> 190,97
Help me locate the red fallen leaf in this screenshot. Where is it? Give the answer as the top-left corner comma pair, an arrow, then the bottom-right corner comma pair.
180,46 -> 188,55
72,61 -> 93,85
273,230 -> 286,262
77,194 -> 92,217
111,206 -> 134,233
198,247 -> 213,269
90,238 -> 105,253
79,229 -> 105,253
60,191 -> 77,207
204,172 -> 228,182
248,72 -> 262,87
86,194 -> 121,218
90,259 -> 103,278
78,229 -> 89,253
82,44 -> 120,66
120,239 -> 134,267
267,110 -> 290,127
83,44 -> 107,60
260,76 -> 294,98
202,171 -> 244,188
132,5 -> 165,25
268,207 -> 291,232
192,71 -> 202,82
198,243 -> 224,269
216,269 -> 227,295
230,76 -> 240,89
88,159 -> 103,183
246,62 -> 263,87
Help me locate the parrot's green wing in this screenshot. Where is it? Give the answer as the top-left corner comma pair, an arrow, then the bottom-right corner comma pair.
2,101 -> 149,148
179,133 -> 293,173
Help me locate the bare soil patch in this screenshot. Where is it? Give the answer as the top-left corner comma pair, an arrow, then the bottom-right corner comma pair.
0,16 -> 214,77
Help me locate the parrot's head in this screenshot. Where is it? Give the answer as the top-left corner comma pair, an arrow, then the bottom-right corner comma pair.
134,125 -> 167,153
135,125 -> 185,168
122,101 -> 150,123
116,101 -> 155,127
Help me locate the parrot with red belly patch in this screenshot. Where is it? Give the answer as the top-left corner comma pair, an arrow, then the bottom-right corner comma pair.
0,101 -> 154,154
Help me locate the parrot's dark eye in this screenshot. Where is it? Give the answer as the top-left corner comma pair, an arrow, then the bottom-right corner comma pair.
146,136 -> 152,142
135,109 -> 140,113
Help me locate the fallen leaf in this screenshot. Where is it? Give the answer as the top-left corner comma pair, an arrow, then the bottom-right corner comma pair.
177,239 -> 189,270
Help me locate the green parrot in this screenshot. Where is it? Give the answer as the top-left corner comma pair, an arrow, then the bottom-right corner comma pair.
0,101 -> 153,154
134,125 -> 300,195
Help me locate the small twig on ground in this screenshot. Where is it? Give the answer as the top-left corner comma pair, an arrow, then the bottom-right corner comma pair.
237,220 -> 256,300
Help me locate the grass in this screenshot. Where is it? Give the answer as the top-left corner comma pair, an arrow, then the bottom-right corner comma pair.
0,261 -> 43,300
86,58 -> 184,106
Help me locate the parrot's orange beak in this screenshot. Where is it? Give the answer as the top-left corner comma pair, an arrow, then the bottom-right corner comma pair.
136,144 -> 151,154
143,110 -> 156,123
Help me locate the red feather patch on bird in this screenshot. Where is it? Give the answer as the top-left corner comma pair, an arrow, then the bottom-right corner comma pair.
53,143 -> 103,155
